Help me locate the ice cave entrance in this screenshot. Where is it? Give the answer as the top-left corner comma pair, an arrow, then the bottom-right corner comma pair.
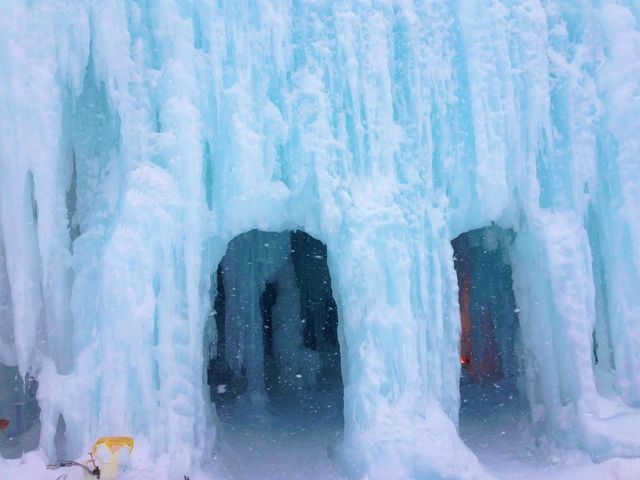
452,225 -> 528,458
205,230 -> 343,477
0,364 -> 40,459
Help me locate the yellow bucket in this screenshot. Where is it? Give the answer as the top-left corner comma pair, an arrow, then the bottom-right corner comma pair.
86,436 -> 134,480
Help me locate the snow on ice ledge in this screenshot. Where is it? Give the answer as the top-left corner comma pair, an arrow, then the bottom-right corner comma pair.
0,1 -> 639,479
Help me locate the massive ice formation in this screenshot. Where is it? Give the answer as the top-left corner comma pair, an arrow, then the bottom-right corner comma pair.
1,1 -> 640,479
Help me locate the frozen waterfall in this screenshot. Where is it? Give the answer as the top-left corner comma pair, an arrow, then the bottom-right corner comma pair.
1,1 -> 640,479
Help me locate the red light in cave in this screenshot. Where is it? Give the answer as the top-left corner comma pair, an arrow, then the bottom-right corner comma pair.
458,250 -> 474,376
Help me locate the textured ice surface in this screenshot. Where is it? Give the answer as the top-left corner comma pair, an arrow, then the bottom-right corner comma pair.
1,1 -> 640,479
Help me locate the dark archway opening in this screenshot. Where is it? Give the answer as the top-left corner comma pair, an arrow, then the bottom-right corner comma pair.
452,225 -> 527,459
205,230 -> 343,478
0,364 -> 41,459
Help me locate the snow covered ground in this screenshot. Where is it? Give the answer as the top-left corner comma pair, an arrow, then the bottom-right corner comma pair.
4,424 -> 640,479
4,384 -> 640,480
213,390 -> 344,480
459,384 -> 640,480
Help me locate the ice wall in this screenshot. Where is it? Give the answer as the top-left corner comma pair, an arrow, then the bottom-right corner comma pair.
1,1 -> 640,478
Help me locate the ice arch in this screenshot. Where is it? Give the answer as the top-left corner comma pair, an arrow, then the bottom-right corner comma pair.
452,226 -> 522,389
205,229 -> 342,405
204,230 -> 344,476
452,226 -> 528,461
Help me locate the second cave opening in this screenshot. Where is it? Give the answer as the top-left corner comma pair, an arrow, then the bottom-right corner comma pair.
206,229 -> 343,478
452,225 -> 528,460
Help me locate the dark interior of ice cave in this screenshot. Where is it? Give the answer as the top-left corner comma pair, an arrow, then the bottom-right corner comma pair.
0,365 -> 40,459
204,230 -> 344,476
452,225 -> 529,459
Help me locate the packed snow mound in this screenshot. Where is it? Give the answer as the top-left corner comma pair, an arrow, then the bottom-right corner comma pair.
1,1 -> 640,479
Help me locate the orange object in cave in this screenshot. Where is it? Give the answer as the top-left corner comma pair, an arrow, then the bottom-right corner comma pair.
456,247 -> 501,384
0,418 -> 9,430
457,251 -> 475,378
